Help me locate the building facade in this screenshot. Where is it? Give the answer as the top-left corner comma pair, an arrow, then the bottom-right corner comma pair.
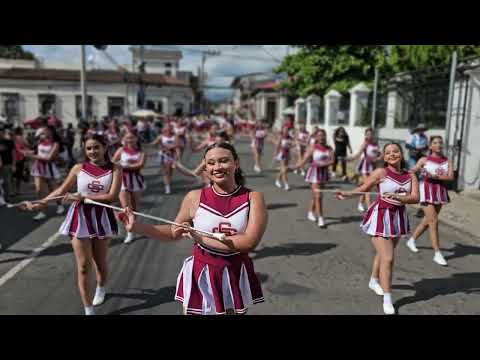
0,49 -> 196,126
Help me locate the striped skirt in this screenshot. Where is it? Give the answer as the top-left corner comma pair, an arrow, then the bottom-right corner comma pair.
121,170 -> 146,192
361,201 -> 410,238
420,181 -> 450,205
155,151 -> 176,166
59,202 -> 118,239
305,164 -> 329,184
175,245 -> 264,315
31,160 -> 61,180
276,149 -> 290,162
357,158 -> 375,176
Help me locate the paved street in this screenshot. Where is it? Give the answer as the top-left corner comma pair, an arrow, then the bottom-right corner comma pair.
1,136 -> 480,315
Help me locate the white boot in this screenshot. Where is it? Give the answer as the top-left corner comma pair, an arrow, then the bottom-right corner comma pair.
33,212 -> 47,221
357,202 -> 366,213
383,293 -> 395,315
368,278 -> 384,296
317,217 -> 326,228
92,286 -> 106,306
56,205 -> 65,215
85,306 -> 96,316
406,238 -> 419,253
124,232 -> 134,244
433,251 -> 448,266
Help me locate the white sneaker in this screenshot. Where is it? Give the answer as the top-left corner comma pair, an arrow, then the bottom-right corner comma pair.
253,165 -> 261,173
307,212 -> 317,222
33,212 -> 47,221
383,302 -> 395,315
93,287 -> 106,306
85,306 -> 96,316
301,170 -> 306,176
124,232 -> 134,244
275,180 -> 282,189
369,280 -> 384,296
284,183 -> 290,191
406,238 -> 419,253
293,169 -> 299,175
165,186 -> 171,195
56,205 -> 65,215
331,172 -> 336,178
357,203 -> 366,213
433,252 -> 448,266
317,217 -> 326,228
0,196 -> 6,206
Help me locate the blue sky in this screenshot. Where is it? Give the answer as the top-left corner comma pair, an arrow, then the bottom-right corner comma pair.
24,45 -> 292,101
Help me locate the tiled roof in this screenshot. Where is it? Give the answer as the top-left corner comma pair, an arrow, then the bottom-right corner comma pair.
0,68 -> 188,87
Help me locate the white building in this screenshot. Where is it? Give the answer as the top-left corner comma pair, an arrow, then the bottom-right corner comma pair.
0,49 -> 196,126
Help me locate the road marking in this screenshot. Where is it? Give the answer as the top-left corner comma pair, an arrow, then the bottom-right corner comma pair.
0,233 -> 61,288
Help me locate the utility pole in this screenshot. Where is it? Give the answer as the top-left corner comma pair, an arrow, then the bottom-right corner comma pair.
371,67 -> 379,129
200,49 -> 221,113
138,45 -> 146,110
80,45 -> 88,121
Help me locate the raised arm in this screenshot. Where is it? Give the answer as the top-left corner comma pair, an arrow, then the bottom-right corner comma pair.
409,157 -> 427,174
291,146 -> 314,170
338,168 -> 385,199
348,142 -> 366,161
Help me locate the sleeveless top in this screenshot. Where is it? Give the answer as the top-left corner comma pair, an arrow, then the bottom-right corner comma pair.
378,168 -> 412,207
422,155 -> 449,183
193,186 -> 251,255
311,144 -> 331,167
120,147 -> 143,173
77,162 -> 113,196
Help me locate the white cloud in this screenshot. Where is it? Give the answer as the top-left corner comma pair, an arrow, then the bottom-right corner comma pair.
24,45 -> 293,101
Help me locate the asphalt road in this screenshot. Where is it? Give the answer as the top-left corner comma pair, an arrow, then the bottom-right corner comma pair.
1,136 -> 479,315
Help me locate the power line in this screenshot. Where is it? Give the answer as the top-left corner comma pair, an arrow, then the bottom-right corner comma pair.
148,45 -> 281,63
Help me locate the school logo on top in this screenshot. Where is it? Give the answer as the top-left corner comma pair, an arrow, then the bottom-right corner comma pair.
88,181 -> 105,193
435,168 -> 445,176
213,222 -> 238,236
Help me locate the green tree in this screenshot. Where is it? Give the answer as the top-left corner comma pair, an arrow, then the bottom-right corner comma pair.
276,45 -> 480,98
0,45 -> 35,60
387,45 -> 480,73
275,45 -> 388,98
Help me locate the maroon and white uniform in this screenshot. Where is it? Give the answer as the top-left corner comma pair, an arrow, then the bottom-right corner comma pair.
59,162 -> 118,239
175,186 -> 264,315
120,147 -> 146,192
361,168 -> 412,238
155,134 -> 176,166
276,135 -> 293,162
251,126 -> 267,153
31,140 -> 61,180
174,124 -> 188,148
357,142 -> 380,176
419,155 -> 450,205
305,144 -> 332,184
297,130 -> 310,153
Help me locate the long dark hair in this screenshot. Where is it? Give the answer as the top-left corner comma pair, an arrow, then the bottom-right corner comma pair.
83,133 -> 111,165
383,142 -> 407,171
203,142 -> 245,186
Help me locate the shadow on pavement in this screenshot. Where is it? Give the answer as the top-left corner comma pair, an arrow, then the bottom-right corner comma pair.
106,286 -> 177,315
0,237 -> 126,265
444,243 -> 480,262
393,272 -> 480,314
324,215 -> 364,227
266,203 -> 298,211
251,243 -> 337,262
